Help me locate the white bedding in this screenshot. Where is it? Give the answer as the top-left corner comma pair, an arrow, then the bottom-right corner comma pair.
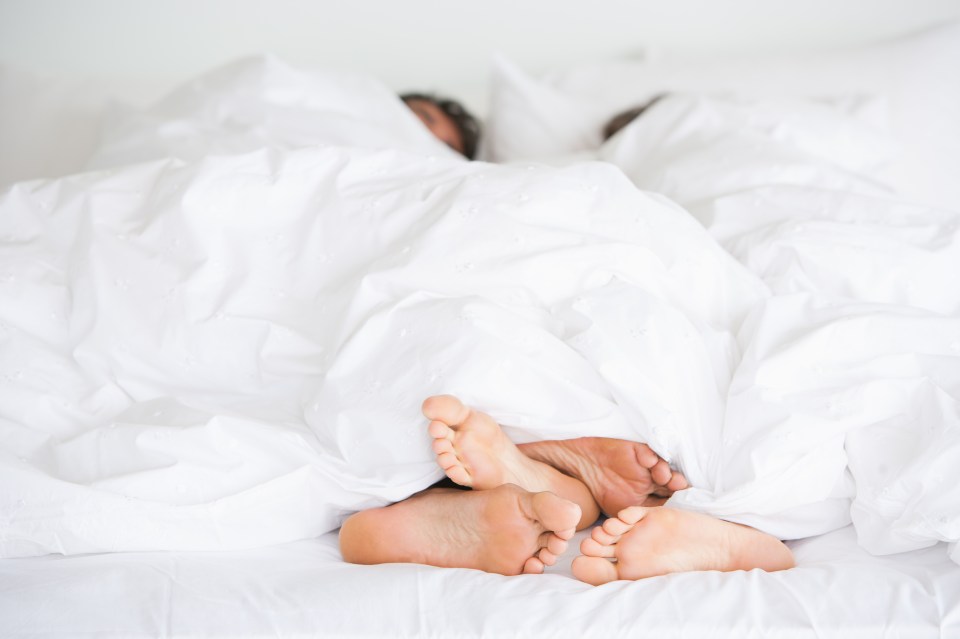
1,56 -> 959,633
2,525 -> 958,637
602,94 -> 960,550
0,134 -> 764,555
484,22 -> 960,212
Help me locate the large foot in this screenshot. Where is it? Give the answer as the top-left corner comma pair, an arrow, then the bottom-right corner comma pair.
519,438 -> 689,516
423,395 -> 600,528
339,484 -> 581,576
572,506 -> 795,585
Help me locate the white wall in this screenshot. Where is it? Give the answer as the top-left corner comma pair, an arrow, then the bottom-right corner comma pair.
2,0 -> 959,111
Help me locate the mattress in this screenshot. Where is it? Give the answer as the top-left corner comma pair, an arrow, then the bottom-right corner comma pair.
2,525 -> 957,637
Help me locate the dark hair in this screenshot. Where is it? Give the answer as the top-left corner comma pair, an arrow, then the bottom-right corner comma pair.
401,92 -> 482,159
602,94 -> 668,141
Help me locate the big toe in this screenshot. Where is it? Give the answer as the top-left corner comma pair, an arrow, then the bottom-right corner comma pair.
422,395 -> 471,424
529,491 -> 581,540
572,556 -> 619,586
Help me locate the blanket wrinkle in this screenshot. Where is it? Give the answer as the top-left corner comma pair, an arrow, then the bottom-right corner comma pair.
1,61 -> 958,563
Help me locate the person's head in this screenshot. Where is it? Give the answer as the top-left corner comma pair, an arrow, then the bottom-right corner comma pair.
602,94 -> 668,141
401,93 -> 481,159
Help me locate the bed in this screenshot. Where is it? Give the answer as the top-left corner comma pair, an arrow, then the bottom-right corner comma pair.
2,5 -> 960,638
3,527 -> 959,637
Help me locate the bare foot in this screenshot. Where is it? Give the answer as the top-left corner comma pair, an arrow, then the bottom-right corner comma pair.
572,506 -> 795,585
519,438 -> 689,516
339,484 -> 581,576
423,395 -> 599,529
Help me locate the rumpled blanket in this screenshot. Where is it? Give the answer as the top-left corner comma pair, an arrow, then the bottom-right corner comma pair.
1,60 -> 958,564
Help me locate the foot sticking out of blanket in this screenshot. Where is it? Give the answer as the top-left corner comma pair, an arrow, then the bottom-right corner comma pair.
423,394 -> 686,525
571,506 -> 795,585
339,484 -> 581,576
518,437 -> 688,515
424,394 -> 600,528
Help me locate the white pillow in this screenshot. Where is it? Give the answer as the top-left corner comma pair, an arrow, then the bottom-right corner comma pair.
486,22 -> 960,212
599,94 -> 896,207
482,55 -> 612,163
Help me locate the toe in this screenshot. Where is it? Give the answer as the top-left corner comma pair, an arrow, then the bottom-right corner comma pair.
590,526 -> 620,546
428,420 -> 453,439
667,471 -> 689,491
422,395 -> 471,424
634,443 -> 660,468
538,549 -> 558,566
522,556 -> 545,574
572,556 -> 619,586
445,465 -> 472,486
554,526 -> 576,541
546,534 -> 568,556
615,506 -> 648,525
432,438 -> 454,455
529,491 -> 582,540
436,451 -> 460,470
580,537 -> 616,558
651,459 -> 672,485
602,517 -> 634,536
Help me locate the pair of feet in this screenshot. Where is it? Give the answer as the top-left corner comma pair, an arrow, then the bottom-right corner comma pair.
339,395 -> 795,584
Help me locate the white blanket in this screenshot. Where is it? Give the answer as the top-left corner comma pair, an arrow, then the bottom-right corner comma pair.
600,95 -> 960,313
1,62 -> 958,565
86,55 -> 460,170
601,94 -> 960,555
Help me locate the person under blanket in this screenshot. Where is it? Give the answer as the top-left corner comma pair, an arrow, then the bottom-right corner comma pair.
602,94 -> 667,141
401,93 -> 482,159
339,395 -> 795,584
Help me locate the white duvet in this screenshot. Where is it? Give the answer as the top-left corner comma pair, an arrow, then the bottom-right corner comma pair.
1,59 -> 958,565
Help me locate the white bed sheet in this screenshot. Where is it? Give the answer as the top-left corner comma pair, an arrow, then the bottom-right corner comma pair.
2,525 -> 957,637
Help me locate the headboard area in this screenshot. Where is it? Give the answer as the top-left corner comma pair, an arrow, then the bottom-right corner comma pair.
1,0 -> 959,186
3,0 -> 959,110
